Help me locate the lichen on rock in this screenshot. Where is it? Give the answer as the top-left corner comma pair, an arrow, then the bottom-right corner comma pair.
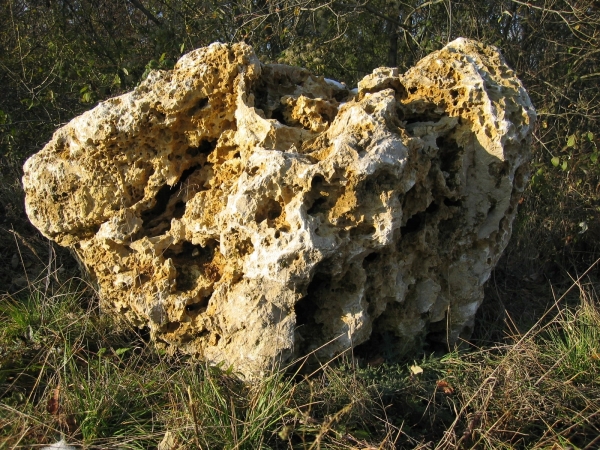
23,39 -> 535,377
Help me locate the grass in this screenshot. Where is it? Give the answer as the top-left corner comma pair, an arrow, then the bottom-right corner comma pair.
1,261 -> 599,449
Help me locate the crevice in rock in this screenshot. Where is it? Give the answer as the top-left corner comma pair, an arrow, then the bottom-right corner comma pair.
141,183 -> 173,229
294,271 -> 328,355
140,162 -> 208,237
189,97 -> 209,116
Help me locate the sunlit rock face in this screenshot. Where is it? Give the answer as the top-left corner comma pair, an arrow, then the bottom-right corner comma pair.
23,39 -> 535,377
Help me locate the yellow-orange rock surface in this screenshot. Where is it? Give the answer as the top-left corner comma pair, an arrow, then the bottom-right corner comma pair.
23,39 -> 535,377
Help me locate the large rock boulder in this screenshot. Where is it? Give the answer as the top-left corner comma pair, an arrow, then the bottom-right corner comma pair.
23,39 -> 535,377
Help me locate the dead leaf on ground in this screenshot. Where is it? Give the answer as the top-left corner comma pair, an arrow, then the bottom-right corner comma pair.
46,386 -> 60,415
436,380 -> 454,395
410,364 -> 423,375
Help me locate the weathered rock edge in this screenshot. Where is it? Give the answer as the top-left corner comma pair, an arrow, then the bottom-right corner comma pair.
23,39 -> 535,377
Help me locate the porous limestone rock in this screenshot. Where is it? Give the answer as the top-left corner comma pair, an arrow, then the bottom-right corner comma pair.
23,39 -> 535,377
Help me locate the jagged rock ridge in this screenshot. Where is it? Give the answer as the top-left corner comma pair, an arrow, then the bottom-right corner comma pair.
23,39 -> 535,377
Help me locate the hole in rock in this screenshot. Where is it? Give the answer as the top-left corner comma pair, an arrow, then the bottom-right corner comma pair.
138,326 -> 151,343
295,292 -> 319,329
164,240 -> 220,291
189,98 -> 209,117
178,166 -> 202,187
311,175 -> 325,186
141,164 -> 203,235
185,295 -> 211,316
489,161 -> 509,187
307,197 -> 327,216
173,201 -> 186,219
294,272 -> 328,353
164,241 -> 212,262
443,198 -> 462,207
424,319 -> 453,353
137,273 -> 152,285
459,324 -> 473,341
174,267 -> 197,292
350,223 -> 376,237
164,321 -> 181,333
401,213 -> 424,235
363,104 -> 375,115
425,202 -> 439,215
305,174 -> 343,218
363,252 -> 379,264
236,238 -> 254,257
141,184 -> 173,224
395,106 -> 406,120
366,296 -> 379,317
271,109 -> 287,125
437,136 -> 462,173
405,108 -> 444,125
487,200 -> 497,217
354,328 -> 406,362
255,197 -> 283,224
187,138 -> 217,157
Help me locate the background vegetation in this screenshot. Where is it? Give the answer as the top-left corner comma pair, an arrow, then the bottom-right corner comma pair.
1,0 -> 599,448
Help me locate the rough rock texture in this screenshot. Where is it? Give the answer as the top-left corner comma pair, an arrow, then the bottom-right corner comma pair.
23,39 -> 535,377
